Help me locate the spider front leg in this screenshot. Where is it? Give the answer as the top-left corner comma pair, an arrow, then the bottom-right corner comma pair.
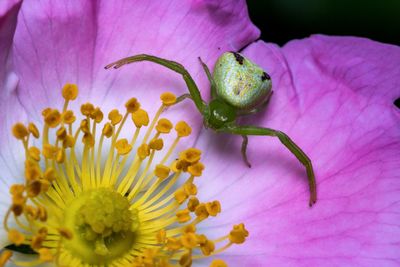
105,54 -> 207,114
221,125 -> 317,207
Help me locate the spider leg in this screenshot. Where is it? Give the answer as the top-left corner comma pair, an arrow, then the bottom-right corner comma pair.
105,54 -> 207,114
198,57 -> 217,99
176,93 -> 192,104
241,135 -> 252,168
221,125 -> 317,207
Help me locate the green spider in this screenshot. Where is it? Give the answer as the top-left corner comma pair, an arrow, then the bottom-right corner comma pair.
105,52 -> 317,207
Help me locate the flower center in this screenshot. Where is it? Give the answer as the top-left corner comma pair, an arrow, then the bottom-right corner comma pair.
1,84 -> 248,267
63,189 -> 138,263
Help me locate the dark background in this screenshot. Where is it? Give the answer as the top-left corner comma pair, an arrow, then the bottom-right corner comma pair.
247,0 -> 400,108
247,0 -> 400,46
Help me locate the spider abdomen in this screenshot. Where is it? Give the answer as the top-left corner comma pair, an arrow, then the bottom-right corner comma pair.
213,52 -> 272,110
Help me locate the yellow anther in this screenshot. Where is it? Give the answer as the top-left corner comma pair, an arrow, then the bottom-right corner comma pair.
56,149 -> 65,163
28,123 -> 40,138
43,168 -> 56,182
91,107 -> 104,123
184,182 -> 197,196
149,138 -> 164,150
102,122 -> 113,138
137,143 -> 150,160
37,206 -> 47,222
12,123 -> 28,140
10,184 -> 25,196
38,227 -> 48,237
174,188 -> 188,204
115,139 -> 132,155
25,205 -> 37,219
63,110 -> 76,124
195,204 -> 209,219
28,146 -> 41,161
0,250 -> 12,267
166,237 -> 182,250
58,227 -> 73,240
156,229 -> 166,243
27,179 -> 42,197
187,197 -> 200,212
176,159 -> 191,172
42,108 -> 51,117
175,121 -> 192,137
125,97 -> 140,113
42,144 -> 58,159
200,239 -> 215,256
155,164 -> 170,180
62,83 -> 78,100
108,109 -> 123,125
80,119 -> 90,133
25,161 -> 41,180
44,109 -> 61,128
176,209 -> 191,223
39,179 -> 50,193
8,229 -> 25,245
229,223 -> 249,244
183,224 -> 196,234
156,118 -> 173,133
81,103 -> 95,116
181,232 -> 197,249
31,234 -> 44,250
11,203 -> 24,216
38,248 -> 53,262
210,259 -> 228,267
180,148 -> 202,163
63,134 -> 75,148
179,252 -> 192,267
131,109 -> 150,128
205,201 -> 221,217
82,133 -> 95,147
188,161 -> 205,177
160,92 -> 177,106
56,126 -> 67,140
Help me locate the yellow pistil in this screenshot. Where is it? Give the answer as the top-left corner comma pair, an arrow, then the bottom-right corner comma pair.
3,85 -> 248,267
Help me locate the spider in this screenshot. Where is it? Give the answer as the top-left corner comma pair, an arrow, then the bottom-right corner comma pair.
105,52 -> 317,207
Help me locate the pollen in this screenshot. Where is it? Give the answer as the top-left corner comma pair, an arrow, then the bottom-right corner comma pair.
3,85 -> 248,267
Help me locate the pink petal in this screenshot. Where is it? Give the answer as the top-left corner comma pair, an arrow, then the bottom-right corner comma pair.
11,0 -> 259,119
196,36 -> 400,266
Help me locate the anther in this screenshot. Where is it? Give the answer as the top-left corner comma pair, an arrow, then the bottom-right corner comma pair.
44,109 -> 62,128
160,92 -> 177,106
156,118 -> 173,133
229,223 -> 249,244
63,110 -> 76,124
137,144 -> 150,160
155,164 -> 170,180
108,109 -> 123,125
175,121 -> 192,137
132,109 -> 149,128
176,209 -> 191,223
28,123 -> 40,138
125,97 -> 141,113
81,103 -> 95,117
102,122 -> 113,138
149,138 -> 164,150
62,83 -> 78,101
187,162 -> 205,177
12,123 -> 29,140
28,147 -> 41,161
8,229 -> 25,245
210,259 -> 228,267
205,201 -> 221,216
91,107 -> 104,123
115,139 -> 132,155
187,197 -> 200,212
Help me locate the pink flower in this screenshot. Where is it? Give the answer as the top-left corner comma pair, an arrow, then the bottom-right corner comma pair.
1,0 -> 399,266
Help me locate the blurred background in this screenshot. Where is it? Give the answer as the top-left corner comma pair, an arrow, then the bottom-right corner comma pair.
247,0 -> 400,46
247,0 -> 400,108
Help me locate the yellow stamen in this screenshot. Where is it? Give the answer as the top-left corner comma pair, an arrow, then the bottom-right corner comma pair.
2,84 -> 248,267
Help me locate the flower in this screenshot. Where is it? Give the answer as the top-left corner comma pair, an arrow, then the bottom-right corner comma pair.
1,1 -> 399,267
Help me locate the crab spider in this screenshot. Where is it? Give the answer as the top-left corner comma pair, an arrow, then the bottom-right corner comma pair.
105,52 -> 317,207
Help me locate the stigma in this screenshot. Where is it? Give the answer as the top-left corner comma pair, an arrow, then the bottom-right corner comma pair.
1,84 -> 248,266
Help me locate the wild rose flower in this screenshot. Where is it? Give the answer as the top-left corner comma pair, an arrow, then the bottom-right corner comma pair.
1,1 -> 399,267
